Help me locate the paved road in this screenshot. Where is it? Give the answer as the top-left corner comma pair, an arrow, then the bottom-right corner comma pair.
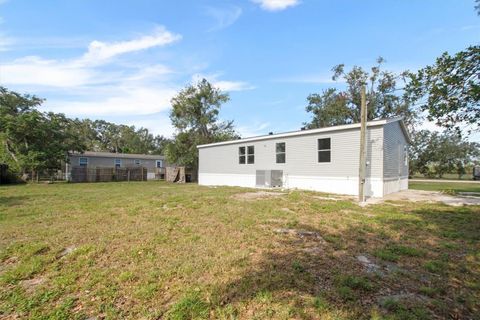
410,179 -> 480,184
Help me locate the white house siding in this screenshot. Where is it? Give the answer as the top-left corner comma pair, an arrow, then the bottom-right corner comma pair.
382,121 -> 409,195
199,125 -> 385,197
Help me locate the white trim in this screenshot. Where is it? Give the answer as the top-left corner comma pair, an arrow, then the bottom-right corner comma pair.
155,159 -> 164,168
199,173 -> 255,188
197,117 -> 407,149
198,173 -> 385,197
114,158 -> 122,167
79,157 -> 88,166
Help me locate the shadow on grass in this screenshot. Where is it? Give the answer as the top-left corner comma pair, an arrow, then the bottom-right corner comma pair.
0,195 -> 32,208
201,204 -> 480,319
205,223 -> 379,319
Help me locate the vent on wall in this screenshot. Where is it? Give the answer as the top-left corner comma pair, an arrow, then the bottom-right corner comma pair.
256,170 -> 283,188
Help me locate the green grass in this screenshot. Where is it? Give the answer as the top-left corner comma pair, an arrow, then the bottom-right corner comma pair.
409,181 -> 480,194
374,244 -> 426,262
0,181 -> 479,319
411,173 -> 474,181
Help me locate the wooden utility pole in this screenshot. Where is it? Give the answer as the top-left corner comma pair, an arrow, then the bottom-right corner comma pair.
358,85 -> 367,202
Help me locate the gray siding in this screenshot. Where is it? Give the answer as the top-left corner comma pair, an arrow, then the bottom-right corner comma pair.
383,121 -> 408,178
69,155 -> 165,173
199,125 -> 384,178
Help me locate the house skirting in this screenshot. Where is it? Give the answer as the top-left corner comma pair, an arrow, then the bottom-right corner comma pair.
383,176 -> 408,196
198,173 -> 400,198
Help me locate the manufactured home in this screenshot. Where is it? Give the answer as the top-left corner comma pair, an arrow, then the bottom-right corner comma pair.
197,117 -> 410,198
67,151 -> 166,181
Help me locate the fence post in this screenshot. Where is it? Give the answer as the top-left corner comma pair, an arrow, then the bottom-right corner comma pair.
127,169 -> 130,182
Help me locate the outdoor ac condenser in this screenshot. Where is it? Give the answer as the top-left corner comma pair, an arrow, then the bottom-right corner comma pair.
256,170 -> 283,188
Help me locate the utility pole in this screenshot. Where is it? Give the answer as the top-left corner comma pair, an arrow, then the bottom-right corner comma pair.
358,85 -> 367,203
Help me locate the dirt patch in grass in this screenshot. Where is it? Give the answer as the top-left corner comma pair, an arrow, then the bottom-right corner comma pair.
231,191 -> 286,200
20,276 -> 45,292
313,195 -> 355,201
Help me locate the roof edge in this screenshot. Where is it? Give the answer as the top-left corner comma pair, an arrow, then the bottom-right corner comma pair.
69,151 -> 164,159
197,117 -> 409,149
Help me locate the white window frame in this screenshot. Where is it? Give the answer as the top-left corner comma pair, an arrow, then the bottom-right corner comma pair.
134,159 -> 141,166
79,157 -> 88,166
114,159 -> 122,168
155,159 -> 164,168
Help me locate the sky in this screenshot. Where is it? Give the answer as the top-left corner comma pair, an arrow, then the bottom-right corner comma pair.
0,0 -> 479,140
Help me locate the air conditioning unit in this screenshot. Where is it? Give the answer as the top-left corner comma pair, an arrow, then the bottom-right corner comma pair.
256,170 -> 283,188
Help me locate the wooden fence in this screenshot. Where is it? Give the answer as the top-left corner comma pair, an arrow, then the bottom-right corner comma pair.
70,166 -> 147,183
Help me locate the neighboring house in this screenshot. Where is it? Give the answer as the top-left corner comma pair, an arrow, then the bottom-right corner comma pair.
197,117 -> 410,198
67,151 -> 166,180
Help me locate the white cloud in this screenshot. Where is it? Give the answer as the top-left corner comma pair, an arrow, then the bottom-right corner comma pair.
205,5 -> 242,31
125,64 -> 174,81
1,26 -> 180,88
79,26 -> 181,66
1,24 -> 251,125
47,86 -> 177,117
191,73 -> 255,92
214,80 -> 255,91
1,26 -> 182,118
252,0 -> 300,11
237,121 -> 271,138
123,115 -> 176,137
1,56 -> 98,87
0,33 -> 13,51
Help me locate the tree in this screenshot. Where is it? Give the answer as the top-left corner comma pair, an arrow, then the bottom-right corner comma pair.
67,119 -> 166,155
166,79 -> 238,175
152,135 -> 171,155
304,58 -> 415,129
406,46 -> 480,133
0,87 -> 85,178
409,130 -> 479,178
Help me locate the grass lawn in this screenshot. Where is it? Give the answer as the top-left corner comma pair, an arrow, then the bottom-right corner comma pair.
411,173 -> 474,181
410,181 -> 480,194
1,182 -> 479,319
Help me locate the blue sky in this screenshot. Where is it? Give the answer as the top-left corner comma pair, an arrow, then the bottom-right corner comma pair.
0,0 -> 479,139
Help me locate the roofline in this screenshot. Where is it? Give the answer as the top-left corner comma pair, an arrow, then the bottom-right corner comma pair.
197,117 -> 410,149
69,151 -> 164,159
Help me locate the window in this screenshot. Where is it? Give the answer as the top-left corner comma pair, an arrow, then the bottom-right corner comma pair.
318,138 -> 331,163
247,145 -> 255,164
134,159 -> 141,166
114,159 -> 122,168
239,147 -> 246,164
156,159 -> 164,168
79,157 -> 88,167
404,146 -> 408,166
239,146 -> 255,164
276,142 -> 286,163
